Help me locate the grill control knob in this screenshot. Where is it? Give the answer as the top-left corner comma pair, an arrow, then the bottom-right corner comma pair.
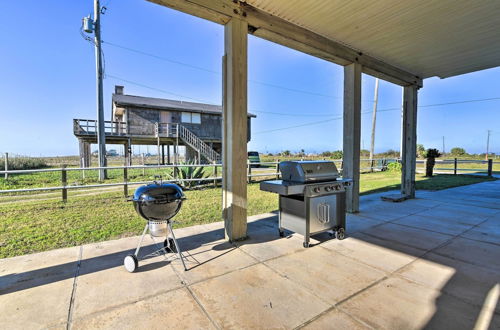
314,187 -> 321,193
335,185 -> 341,191
325,186 -> 332,192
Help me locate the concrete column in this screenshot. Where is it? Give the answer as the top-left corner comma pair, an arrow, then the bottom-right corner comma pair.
223,17 -> 248,241
342,62 -> 362,213
401,85 -> 418,198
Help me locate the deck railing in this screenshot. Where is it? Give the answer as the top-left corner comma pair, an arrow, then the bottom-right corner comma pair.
73,119 -> 128,136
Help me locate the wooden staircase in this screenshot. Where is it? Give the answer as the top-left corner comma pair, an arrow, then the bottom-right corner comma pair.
177,125 -> 221,163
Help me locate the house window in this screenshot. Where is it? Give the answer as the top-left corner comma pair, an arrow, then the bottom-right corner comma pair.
181,112 -> 201,124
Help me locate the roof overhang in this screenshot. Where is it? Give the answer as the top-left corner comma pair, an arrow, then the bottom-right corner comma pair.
148,0 -> 500,87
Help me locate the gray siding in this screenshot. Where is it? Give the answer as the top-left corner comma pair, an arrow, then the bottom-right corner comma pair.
126,107 -> 251,141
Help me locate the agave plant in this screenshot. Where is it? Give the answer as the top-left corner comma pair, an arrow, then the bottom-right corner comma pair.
168,161 -> 206,188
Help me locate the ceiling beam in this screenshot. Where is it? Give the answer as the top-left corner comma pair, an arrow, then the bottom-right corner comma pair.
149,0 -> 423,87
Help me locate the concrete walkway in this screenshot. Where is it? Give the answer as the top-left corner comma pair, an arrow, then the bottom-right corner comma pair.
1,181 -> 500,329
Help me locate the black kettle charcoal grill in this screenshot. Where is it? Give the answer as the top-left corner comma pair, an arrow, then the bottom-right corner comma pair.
124,179 -> 187,272
260,161 -> 352,247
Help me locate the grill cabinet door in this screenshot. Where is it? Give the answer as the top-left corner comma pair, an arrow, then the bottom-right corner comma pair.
309,195 -> 339,233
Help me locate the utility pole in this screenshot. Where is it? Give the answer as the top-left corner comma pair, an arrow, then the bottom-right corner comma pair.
94,0 -> 107,180
370,78 -> 379,162
442,136 -> 445,154
83,0 -> 107,179
486,130 -> 491,160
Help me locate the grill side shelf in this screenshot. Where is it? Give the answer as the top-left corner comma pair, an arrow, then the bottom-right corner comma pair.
259,180 -> 305,196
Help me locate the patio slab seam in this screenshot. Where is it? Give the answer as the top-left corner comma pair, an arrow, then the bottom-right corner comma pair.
295,306 -> 377,330
356,201 -> 445,223
169,262 -> 221,330
66,245 -> 83,330
66,283 -> 186,325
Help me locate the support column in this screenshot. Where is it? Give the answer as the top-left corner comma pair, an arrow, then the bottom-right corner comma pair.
124,139 -> 132,166
79,139 -> 91,167
343,63 -> 362,213
167,144 -> 171,164
161,144 -> 165,165
401,85 -> 418,198
223,17 -> 248,241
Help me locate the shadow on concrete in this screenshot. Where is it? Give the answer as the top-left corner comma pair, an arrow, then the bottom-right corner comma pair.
0,216 -> 280,295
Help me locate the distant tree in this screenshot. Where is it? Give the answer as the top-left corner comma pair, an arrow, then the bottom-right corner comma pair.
281,150 -> 291,157
331,150 -> 343,159
417,144 -> 425,158
450,147 -> 467,156
320,151 -> 332,157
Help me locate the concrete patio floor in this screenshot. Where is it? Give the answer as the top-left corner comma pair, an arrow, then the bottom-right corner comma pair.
1,180 -> 500,329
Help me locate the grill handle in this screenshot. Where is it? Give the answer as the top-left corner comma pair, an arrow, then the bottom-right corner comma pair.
318,203 -> 330,224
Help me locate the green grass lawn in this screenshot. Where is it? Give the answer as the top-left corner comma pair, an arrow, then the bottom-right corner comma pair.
0,172 -> 495,258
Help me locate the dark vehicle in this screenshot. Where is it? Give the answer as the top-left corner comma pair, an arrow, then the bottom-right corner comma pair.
248,151 -> 261,167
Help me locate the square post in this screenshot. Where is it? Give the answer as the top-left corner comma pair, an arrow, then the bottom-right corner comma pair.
343,63 -> 362,213
222,17 -> 248,241
401,85 -> 418,198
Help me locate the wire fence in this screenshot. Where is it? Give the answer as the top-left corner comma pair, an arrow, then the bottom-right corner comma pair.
0,158 -> 496,202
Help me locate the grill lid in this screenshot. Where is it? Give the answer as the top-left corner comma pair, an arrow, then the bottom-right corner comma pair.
132,183 -> 186,221
279,160 -> 339,183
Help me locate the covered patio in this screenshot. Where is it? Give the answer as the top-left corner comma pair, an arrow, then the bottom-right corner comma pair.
1,180 -> 499,329
143,0 -> 500,242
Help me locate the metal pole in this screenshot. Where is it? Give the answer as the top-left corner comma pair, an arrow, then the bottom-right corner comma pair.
370,78 -> 379,165
94,0 -> 107,180
4,152 -> 8,180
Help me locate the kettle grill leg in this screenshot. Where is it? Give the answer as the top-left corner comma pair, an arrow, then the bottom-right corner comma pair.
124,224 -> 149,272
168,221 -> 187,271
134,224 -> 149,257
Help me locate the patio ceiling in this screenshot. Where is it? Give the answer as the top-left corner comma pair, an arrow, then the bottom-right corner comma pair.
247,0 -> 500,79
151,0 -> 500,85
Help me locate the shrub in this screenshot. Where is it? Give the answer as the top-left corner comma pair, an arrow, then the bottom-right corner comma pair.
450,147 -> 467,156
387,162 -> 402,172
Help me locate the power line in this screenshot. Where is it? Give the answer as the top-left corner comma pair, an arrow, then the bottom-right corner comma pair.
106,74 -> 500,134
106,74 -> 341,117
102,40 -> 345,100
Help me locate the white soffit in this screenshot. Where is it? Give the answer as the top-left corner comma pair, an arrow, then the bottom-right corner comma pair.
246,0 -> 500,79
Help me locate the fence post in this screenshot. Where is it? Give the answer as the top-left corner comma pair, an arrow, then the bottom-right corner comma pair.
213,164 -> 218,187
61,165 -> 67,202
4,152 -> 8,180
141,153 -> 145,176
123,166 -> 128,197
454,158 -> 458,175
488,159 -> 493,177
247,161 -> 251,184
370,159 -> 374,172
275,159 -> 280,180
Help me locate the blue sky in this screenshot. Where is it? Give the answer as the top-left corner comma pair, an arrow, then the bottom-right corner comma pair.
1,0 -> 499,156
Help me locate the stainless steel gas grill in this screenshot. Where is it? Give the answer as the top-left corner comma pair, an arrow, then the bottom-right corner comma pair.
260,161 -> 351,247
124,179 -> 187,272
